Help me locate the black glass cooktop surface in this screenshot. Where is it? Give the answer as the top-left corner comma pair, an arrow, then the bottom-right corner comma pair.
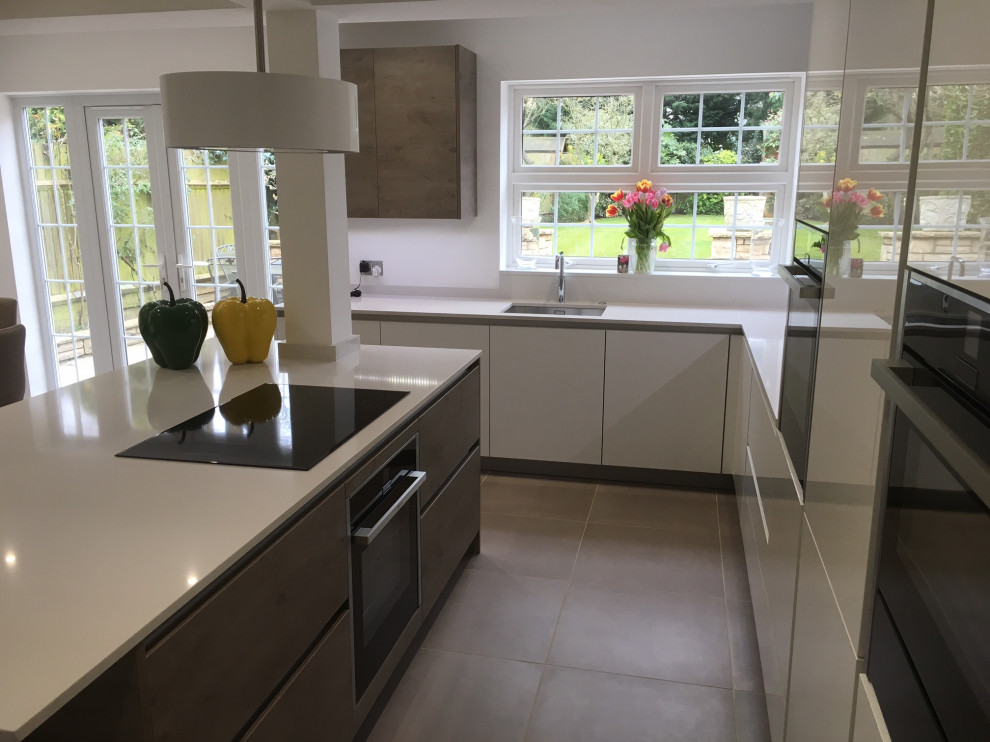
118,384 -> 410,470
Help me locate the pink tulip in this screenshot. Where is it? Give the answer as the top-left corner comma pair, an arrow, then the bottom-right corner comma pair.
658,242 -> 670,253
648,198 -> 660,209
622,194 -> 636,208
850,191 -> 869,208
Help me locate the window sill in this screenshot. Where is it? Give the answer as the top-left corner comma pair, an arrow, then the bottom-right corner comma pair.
499,266 -> 778,278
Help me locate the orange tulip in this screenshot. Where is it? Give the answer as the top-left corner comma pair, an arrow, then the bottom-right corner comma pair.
822,196 -> 833,208
605,204 -> 619,217
837,178 -> 858,192
636,179 -> 653,193
870,205 -> 885,218
660,193 -> 674,208
868,188 -> 883,202
610,190 -> 624,202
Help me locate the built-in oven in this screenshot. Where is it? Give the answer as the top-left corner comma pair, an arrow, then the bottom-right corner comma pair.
868,270 -> 990,740
777,219 -> 829,486
349,434 -> 425,702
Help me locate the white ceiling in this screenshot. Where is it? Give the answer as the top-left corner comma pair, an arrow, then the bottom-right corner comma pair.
0,0 -> 811,24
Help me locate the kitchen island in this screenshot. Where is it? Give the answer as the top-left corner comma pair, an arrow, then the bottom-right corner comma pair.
0,340 -> 481,742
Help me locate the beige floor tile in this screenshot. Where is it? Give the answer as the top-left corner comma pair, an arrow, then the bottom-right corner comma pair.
468,512 -> 586,580
367,649 -> 544,742
549,581 -> 731,688
422,569 -> 568,662
482,475 -> 596,521
572,522 -> 724,597
525,665 -> 735,742
590,483 -> 718,534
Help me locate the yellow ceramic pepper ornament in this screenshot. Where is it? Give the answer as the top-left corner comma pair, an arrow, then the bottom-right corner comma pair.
212,279 -> 277,363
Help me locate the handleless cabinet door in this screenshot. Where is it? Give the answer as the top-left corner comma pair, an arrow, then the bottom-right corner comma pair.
340,49 -> 379,217
353,319 -> 381,345
420,448 -> 482,616
744,377 -> 802,742
602,330 -> 729,473
785,516 -> 858,742
240,610 -> 353,742
381,321 -> 489,455
489,325 -> 605,465
145,487 -> 347,742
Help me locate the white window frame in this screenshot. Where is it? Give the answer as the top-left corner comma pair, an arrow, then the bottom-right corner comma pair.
502,73 -> 805,273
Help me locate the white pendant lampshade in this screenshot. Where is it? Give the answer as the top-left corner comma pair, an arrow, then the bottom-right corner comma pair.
160,71 -> 358,153
159,0 -> 358,154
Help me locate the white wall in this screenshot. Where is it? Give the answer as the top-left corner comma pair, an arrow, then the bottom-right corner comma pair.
340,4 -> 815,291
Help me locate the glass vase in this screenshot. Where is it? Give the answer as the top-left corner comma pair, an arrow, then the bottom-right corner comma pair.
627,238 -> 656,274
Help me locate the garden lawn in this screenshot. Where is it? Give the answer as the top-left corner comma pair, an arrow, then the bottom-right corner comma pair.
557,215 -> 885,262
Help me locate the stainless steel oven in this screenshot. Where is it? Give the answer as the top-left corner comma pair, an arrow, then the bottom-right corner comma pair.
778,219 -> 829,486
868,270 -> 990,740
349,434 -> 425,701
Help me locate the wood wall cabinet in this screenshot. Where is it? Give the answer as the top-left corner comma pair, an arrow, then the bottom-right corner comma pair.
602,331 -> 729,473
340,45 -> 477,219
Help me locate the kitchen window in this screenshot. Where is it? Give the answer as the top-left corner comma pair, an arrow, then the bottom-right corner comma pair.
504,74 -> 803,272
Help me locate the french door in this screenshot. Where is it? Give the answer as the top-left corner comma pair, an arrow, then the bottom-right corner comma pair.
87,106 -> 182,369
18,98 -> 269,391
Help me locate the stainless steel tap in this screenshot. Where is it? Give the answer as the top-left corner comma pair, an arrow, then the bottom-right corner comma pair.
555,251 -> 566,302
948,256 -> 966,280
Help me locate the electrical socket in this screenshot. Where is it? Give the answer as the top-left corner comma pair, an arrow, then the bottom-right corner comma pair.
360,260 -> 383,277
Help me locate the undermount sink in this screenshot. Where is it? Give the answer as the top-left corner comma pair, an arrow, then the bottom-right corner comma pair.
501,303 -> 606,317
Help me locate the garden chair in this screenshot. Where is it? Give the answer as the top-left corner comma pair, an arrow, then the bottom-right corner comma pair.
207,244 -> 238,285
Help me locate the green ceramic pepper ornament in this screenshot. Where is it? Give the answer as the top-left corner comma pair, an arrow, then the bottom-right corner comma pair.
138,281 -> 208,370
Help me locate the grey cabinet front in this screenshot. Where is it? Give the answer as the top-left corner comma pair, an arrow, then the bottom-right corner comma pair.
240,610 -> 353,742
420,448 -> 481,616
145,487 -> 347,742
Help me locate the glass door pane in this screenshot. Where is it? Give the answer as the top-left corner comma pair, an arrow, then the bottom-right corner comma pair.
94,115 -> 166,367
261,150 -> 282,304
176,149 -> 239,331
23,106 -> 95,387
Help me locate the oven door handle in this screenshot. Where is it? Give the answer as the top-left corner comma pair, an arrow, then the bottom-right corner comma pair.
872,359 -> 990,504
352,471 -> 427,546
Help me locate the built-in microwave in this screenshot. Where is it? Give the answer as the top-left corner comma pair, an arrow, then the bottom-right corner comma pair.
348,434 -> 425,702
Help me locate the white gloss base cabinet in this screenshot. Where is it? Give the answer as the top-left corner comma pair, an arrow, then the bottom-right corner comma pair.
784,516 -> 859,742
728,336 -> 802,742
380,321 -> 489,456
603,331 -> 729,473
738,378 -> 803,742
353,320 -> 381,345
489,325 -> 605,465
852,674 -> 891,742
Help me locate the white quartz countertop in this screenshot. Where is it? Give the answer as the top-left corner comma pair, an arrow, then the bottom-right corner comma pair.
0,341 -> 479,741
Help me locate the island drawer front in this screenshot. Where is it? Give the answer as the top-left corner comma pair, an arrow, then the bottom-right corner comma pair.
145,486 -> 347,742
239,609 -> 353,742
419,365 -> 481,506
421,446 -> 481,615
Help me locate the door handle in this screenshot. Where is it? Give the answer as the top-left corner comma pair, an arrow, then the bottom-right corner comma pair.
352,471 -> 426,546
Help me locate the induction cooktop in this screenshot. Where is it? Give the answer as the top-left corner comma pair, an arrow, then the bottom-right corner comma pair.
118,384 -> 410,471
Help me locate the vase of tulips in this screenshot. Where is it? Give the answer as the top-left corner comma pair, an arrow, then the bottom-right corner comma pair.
822,178 -> 884,276
606,180 -> 673,274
